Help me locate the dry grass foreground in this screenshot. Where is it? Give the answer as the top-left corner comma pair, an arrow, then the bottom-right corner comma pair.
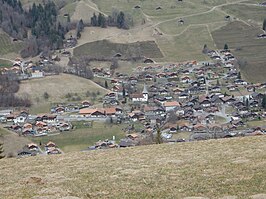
1,136 -> 266,198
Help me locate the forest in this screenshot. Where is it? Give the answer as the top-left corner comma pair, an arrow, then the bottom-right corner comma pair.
0,0 -> 68,57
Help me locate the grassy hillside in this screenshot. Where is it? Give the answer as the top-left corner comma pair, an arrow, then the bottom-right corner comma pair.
16,74 -> 109,113
0,127 -> 31,157
1,136 -> 266,198
74,40 -> 163,59
12,0 -> 266,83
212,21 -> 266,83
0,32 -> 24,56
0,59 -> 12,67
4,0 -> 265,83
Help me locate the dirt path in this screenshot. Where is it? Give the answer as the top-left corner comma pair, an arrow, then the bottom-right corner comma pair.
88,78 -> 112,93
134,0 -> 253,47
157,21 -> 225,37
150,0 -> 249,28
83,0 -> 108,16
0,57 -> 14,63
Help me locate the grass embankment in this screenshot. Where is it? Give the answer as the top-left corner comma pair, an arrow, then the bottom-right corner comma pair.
1,136 -> 266,198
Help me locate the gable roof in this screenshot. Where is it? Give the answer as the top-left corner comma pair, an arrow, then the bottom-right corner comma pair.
130,93 -> 144,99
79,108 -> 100,115
79,108 -> 116,115
164,101 -> 180,107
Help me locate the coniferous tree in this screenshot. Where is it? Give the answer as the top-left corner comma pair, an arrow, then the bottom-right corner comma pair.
263,18 -> 266,31
101,16 -> 107,28
117,11 -> 125,29
224,43 -> 229,50
202,44 -> 208,54
122,85 -> 126,98
91,13 -> 97,26
246,98 -> 249,109
0,142 -> 4,159
78,19 -> 84,31
155,125 -> 163,144
262,95 -> 266,109
237,72 -> 241,79
216,79 -> 220,86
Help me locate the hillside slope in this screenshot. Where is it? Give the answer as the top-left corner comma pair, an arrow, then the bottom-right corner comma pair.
0,127 -> 31,157
1,136 -> 266,198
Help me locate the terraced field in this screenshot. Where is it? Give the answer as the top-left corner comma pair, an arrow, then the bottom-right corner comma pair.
74,40 -> 163,59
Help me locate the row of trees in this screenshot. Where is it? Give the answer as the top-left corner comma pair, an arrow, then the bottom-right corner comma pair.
90,10 -> 133,29
67,57 -> 94,79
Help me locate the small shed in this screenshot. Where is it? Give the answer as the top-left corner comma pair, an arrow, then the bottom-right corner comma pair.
144,58 -> 154,64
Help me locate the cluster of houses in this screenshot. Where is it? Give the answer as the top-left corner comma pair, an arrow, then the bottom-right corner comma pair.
0,110 -> 71,136
1,46 -> 266,153
44,48 -> 266,145
88,139 -> 118,150
17,143 -> 42,157
84,49 -> 266,142
88,134 -> 145,150
17,141 -> 61,157
1,58 -> 45,79
0,53 -> 64,80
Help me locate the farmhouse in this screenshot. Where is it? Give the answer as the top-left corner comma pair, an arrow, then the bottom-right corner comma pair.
14,115 -> 27,124
79,107 -> 121,117
31,71 -> 44,78
181,76 -> 191,83
81,100 -> 92,107
143,58 -> 154,63
79,109 -> 105,117
164,101 -> 180,112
